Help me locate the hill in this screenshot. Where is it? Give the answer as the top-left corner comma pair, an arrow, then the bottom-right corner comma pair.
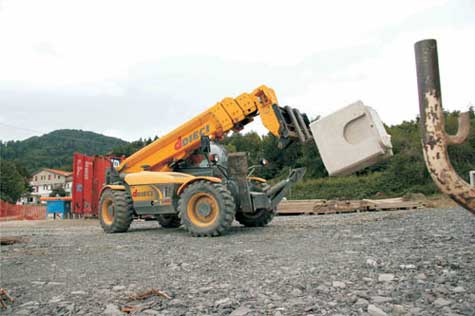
0,129 -> 128,173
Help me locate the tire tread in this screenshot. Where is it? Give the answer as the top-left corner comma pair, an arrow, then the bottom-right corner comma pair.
99,189 -> 134,233
178,181 -> 235,237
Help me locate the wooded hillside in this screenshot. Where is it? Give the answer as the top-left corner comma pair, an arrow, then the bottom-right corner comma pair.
0,129 -> 127,173
1,110 -> 473,202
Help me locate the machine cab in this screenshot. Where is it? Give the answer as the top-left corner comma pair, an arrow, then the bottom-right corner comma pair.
174,142 -> 229,177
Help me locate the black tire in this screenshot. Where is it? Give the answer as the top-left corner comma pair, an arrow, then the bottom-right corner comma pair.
157,214 -> 181,228
235,208 -> 275,227
99,189 -> 134,233
178,181 -> 235,237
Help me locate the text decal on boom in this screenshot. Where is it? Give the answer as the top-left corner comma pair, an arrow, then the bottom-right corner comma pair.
174,125 -> 210,150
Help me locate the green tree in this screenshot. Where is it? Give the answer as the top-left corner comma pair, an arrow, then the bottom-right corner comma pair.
0,160 -> 27,203
111,139 -> 149,157
13,160 -> 32,193
50,187 -> 68,197
260,133 -> 303,179
223,132 -> 263,164
298,141 -> 327,179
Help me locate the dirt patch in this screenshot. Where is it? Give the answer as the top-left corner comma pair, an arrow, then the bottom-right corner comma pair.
425,195 -> 459,208
0,236 -> 28,246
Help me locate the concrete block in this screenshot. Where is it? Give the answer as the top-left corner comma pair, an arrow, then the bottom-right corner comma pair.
310,101 -> 393,176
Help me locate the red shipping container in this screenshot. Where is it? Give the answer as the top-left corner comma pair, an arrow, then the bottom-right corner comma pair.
72,153 -> 122,216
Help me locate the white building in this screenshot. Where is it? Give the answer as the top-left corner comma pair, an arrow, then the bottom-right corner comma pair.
20,168 -> 72,204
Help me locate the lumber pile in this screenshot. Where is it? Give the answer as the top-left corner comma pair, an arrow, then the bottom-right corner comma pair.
277,197 -> 425,215
363,198 -> 424,211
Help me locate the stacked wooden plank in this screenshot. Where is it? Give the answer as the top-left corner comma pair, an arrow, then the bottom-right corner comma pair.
276,200 -> 324,215
277,197 -> 425,215
363,198 -> 424,211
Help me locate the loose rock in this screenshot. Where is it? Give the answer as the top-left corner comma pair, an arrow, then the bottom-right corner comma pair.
433,297 -> 451,307
367,304 -> 388,316
112,285 -> 126,292
103,304 -> 125,315
332,281 -> 346,288
291,288 -> 303,296
354,298 -> 369,307
371,296 -> 392,304
215,297 -> 232,308
399,264 -> 416,270
230,306 -> 251,316
415,273 -> 427,280
452,286 -> 465,293
378,274 -> 394,282
71,290 -> 87,295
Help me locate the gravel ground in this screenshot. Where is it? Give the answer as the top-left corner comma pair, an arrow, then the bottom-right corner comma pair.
1,207 -> 474,316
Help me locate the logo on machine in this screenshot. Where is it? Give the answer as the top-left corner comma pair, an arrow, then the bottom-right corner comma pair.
132,189 -> 153,198
174,125 -> 210,150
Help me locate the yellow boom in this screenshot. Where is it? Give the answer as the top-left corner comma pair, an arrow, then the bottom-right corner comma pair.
117,85 -> 312,174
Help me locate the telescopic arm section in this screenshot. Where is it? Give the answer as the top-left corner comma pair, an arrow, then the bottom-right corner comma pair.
117,85 -> 312,174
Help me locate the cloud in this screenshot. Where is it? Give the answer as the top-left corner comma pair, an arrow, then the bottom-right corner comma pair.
0,0 -> 473,141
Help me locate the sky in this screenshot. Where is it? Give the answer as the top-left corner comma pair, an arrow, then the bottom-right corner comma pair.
0,0 -> 474,142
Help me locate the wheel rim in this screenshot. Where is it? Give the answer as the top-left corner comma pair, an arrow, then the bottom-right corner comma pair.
187,192 -> 219,227
101,197 -> 115,225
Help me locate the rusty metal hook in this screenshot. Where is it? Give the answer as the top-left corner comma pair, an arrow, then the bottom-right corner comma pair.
415,39 -> 475,215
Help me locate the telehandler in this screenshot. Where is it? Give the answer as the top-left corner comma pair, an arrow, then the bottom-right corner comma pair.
99,85 -> 312,236
99,85 -> 392,236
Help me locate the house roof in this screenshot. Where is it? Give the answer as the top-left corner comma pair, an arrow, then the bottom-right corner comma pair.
33,168 -> 72,177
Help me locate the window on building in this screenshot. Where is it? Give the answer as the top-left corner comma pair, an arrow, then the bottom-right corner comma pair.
43,185 -> 47,190
48,175 -> 51,180
34,176 -> 37,181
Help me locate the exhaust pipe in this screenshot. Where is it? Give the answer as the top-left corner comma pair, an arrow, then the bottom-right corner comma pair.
414,39 -> 475,215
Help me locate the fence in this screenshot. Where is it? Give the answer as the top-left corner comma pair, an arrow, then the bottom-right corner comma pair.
0,200 -> 46,221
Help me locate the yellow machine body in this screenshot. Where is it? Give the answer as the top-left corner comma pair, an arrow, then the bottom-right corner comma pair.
123,172 -> 221,212
99,85 -> 312,235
